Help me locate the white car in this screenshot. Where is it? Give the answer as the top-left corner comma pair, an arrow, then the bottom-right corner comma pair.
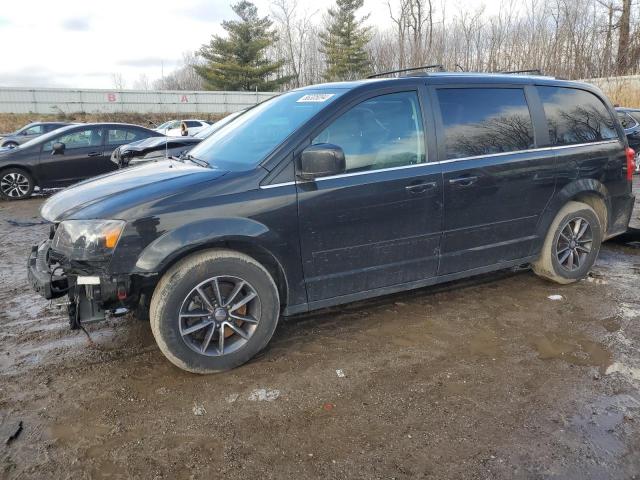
154,119 -> 210,137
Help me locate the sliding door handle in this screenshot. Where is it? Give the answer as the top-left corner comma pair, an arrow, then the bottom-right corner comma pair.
87,151 -> 103,157
406,181 -> 437,194
448,175 -> 478,187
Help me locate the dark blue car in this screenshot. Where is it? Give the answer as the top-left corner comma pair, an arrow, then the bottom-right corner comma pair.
616,107 -> 640,173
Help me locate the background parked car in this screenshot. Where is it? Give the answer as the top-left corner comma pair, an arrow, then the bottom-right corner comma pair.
616,107 -> 640,173
113,110 -> 246,168
154,119 -> 210,137
0,122 -> 162,200
0,122 -> 72,148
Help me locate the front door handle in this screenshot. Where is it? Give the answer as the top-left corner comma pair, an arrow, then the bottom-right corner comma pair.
87,151 -> 102,157
406,181 -> 437,194
449,175 -> 478,187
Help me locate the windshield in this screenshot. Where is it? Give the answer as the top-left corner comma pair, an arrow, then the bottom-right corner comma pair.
155,121 -> 173,130
194,110 -> 245,139
188,89 -> 344,171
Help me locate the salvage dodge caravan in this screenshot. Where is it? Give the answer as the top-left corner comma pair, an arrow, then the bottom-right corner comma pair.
28,72 -> 636,373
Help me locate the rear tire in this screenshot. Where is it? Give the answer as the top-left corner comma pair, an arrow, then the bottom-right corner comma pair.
150,249 -> 280,373
0,168 -> 34,200
532,201 -> 602,284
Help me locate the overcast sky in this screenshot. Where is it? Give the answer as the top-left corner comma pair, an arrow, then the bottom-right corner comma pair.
0,0 -> 499,90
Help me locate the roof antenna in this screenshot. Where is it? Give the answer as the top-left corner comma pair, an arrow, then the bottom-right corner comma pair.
455,63 -> 465,72
164,121 -> 173,168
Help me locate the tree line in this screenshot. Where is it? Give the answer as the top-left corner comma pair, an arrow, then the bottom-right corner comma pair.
147,0 -> 640,92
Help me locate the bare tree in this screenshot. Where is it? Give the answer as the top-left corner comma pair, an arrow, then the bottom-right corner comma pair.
154,52 -> 205,90
133,73 -> 151,90
271,0 -> 318,88
111,73 -> 126,90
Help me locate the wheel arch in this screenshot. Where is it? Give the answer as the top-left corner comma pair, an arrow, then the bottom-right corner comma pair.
0,163 -> 36,180
533,179 -> 611,254
158,240 -> 290,309
570,191 -> 608,235
133,219 -> 291,310
0,164 -> 39,197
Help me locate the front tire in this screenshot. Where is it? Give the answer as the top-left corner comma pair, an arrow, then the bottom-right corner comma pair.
150,249 -> 280,373
0,168 -> 34,200
2,141 -> 18,149
532,201 -> 602,284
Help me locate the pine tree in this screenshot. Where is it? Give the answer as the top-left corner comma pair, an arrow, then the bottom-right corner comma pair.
320,0 -> 372,81
195,1 -> 290,91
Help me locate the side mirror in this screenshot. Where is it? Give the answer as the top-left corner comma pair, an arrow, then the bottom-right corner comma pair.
52,142 -> 65,155
298,143 -> 346,180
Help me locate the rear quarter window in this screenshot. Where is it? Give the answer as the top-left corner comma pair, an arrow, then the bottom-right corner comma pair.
627,112 -> 640,125
436,88 -> 534,160
537,86 -> 619,145
617,112 -> 638,130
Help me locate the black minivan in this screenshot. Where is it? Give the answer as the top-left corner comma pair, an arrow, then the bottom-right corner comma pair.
28,72 -> 636,373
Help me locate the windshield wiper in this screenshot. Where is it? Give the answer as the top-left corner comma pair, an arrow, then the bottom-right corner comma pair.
181,153 -> 210,168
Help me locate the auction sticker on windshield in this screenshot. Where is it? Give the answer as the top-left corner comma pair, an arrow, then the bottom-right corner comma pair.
297,94 -> 335,103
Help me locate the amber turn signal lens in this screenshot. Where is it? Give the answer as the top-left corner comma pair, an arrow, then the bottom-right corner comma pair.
104,228 -> 122,249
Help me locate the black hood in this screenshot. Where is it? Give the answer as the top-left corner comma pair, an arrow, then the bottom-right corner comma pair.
41,160 -> 228,222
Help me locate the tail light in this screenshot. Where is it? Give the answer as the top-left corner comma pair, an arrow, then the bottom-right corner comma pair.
626,147 -> 635,181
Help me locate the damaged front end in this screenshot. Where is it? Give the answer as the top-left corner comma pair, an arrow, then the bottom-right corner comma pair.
28,222 -> 135,330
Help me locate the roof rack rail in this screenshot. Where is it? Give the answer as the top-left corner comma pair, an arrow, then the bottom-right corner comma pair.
367,64 -> 445,79
500,69 -> 543,75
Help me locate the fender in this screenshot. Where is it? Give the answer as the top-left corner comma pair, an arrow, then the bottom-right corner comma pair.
133,217 -> 278,274
531,178 -> 610,255
0,163 -> 38,184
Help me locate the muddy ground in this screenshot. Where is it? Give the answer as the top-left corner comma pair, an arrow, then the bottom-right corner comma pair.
1,189 -> 639,480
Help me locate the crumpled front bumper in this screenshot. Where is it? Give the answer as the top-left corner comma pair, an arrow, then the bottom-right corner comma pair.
27,240 -> 68,300
29,240 -> 114,329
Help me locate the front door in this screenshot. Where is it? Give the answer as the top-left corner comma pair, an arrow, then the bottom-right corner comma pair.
433,86 -> 557,275
296,89 -> 443,305
37,127 -> 107,187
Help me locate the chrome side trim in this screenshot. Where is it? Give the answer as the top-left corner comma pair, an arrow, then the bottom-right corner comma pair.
260,139 -> 621,187
437,140 -> 620,165
260,181 -> 296,189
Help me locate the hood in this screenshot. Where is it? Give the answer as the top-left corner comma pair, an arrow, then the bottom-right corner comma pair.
122,136 -> 200,153
41,160 -> 228,222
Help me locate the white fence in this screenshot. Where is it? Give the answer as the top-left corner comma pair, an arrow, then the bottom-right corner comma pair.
0,87 -> 278,114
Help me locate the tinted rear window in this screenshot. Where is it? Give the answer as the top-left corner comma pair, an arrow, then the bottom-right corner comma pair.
437,88 -> 534,159
537,86 -> 618,145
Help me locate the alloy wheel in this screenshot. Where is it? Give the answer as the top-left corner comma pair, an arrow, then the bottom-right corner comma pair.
555,216 -> 593,271
0,172 -> 30,198
178,276 -> 261,356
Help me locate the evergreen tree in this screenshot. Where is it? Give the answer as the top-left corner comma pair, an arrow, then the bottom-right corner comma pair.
196,1 -> 290,91
320,0 -> 372,81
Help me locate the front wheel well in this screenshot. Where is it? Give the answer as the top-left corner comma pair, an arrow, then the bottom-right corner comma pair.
155,241 -> 289,310
570,192 -> 608,235
0,165 -> 36,182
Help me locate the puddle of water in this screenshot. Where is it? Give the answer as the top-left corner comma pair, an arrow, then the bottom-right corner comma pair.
468,329 -> 502,357
532,332 -> 612,372
569,394 -> 639,458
